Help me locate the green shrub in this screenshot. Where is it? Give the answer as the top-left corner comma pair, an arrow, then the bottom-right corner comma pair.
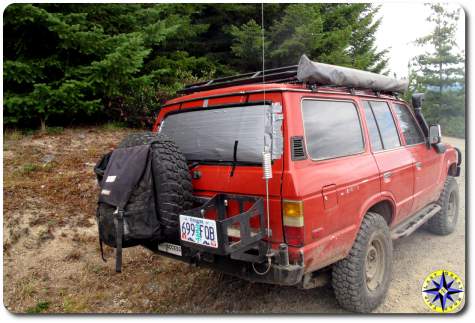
26,301 -> 50,313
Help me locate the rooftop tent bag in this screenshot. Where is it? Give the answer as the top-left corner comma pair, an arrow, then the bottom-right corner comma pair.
297,54 -> 409,93
96,144 -> 160,272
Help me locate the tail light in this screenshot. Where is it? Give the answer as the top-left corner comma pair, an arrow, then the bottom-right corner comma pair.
283,200 -> 304,246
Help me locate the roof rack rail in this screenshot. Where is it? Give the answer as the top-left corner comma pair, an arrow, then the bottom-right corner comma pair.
311,85 -> 399,98
177,65 -> 299,95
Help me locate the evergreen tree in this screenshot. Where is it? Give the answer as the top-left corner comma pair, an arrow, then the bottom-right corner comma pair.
412,3 -> 465,137
346,4 -> 388,73
3,4 -> 209,128
229,4 -> 388,71
4,3 -> 392,129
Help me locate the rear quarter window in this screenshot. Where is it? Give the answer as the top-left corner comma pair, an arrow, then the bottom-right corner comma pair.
302,100 -> 364,160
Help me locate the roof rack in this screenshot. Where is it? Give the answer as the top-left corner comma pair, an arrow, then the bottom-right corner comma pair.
177,65 -> 299,95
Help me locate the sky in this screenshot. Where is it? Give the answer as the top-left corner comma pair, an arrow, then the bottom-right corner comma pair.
375,2 -> 465,79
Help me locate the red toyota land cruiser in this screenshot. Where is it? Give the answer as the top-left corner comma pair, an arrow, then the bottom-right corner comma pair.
120,56 -> 462,312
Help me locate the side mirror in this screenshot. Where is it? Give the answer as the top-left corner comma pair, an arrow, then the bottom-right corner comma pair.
428,124 -> 441,144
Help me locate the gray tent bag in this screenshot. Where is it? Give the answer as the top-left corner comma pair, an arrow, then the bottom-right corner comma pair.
297,54 -> 408,93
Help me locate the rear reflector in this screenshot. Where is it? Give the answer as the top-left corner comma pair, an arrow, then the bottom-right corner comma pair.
284,226 -> 304,246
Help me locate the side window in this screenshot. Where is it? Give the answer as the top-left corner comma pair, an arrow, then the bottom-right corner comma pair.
362,101 -> 383,151
368,101 -> 401,150
302,100 -> 364,160
393,103 -> 425,145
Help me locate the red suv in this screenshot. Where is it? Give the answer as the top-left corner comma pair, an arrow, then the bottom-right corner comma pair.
127,58 -> 461,312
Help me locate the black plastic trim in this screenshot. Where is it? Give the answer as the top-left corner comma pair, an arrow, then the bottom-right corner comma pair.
290,136 -> 307,161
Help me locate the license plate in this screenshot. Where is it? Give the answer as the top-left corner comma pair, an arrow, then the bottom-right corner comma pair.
158,242 -> 182,256
179,214 -> 218,248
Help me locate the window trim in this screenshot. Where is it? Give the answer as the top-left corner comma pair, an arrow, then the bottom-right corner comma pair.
300,98 -> 366,162
362,99 -> 402,151
391,102 -> 427,147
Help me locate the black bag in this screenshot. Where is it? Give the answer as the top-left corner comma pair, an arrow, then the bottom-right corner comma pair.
95,143 -> 161,272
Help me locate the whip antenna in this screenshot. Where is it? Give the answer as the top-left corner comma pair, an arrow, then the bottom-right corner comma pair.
253,2 -> 273,276
261,2 -> 266,102
261,3 -> 270,245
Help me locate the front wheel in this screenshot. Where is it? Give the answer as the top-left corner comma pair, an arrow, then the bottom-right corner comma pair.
427,176 -> 459,236
332,212 -> 393,313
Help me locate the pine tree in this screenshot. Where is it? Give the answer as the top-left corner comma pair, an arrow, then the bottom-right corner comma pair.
3,4 -> 208,129
228,4 -> 387,71
4,3 -> 392,129
412,3 -> 465,137
346,4 -> 388,73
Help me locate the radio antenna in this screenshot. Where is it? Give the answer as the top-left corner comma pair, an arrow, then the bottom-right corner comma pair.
261,3 -> 266,101
252,2 -> 273,276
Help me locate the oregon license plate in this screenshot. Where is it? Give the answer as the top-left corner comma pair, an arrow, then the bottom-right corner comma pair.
179,215 -> 218,248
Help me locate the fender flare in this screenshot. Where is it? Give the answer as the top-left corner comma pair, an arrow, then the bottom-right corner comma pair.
338,193 -> 397,261
356,192 -> 397,227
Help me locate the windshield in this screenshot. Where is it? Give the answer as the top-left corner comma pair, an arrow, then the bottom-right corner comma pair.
160,105 -> 271,164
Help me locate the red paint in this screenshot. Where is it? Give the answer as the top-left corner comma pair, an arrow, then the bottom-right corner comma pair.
153,83 -> 458,274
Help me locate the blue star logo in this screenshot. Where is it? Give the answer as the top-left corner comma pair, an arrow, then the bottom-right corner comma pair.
423,271 -> 464,311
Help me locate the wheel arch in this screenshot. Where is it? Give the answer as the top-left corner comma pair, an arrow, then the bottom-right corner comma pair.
448,162 -> 458,176
358,194 -> 397,228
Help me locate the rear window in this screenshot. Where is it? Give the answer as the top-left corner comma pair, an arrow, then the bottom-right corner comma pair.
160,105 -> 271,163
302,100 -> 364,160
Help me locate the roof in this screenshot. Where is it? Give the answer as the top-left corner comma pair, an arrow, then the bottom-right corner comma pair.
163,82 -> 401,108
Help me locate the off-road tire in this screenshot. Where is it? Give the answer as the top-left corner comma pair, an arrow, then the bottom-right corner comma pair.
427,176 -> 459,236
332,212 -> 393,313
103,131 -> 192,241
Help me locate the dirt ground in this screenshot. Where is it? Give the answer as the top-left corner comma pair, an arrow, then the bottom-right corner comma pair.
2,128 -> 466,313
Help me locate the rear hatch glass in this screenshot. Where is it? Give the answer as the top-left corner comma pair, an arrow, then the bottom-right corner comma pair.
160,104 -> 280,164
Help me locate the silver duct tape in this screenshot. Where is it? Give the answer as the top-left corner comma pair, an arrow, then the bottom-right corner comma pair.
161,103 -> 283,163
271,102 -> 283,160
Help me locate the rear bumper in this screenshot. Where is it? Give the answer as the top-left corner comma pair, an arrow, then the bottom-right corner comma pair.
144,242 -> 304,286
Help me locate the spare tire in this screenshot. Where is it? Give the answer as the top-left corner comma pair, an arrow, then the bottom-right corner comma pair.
99,132 -> 192,243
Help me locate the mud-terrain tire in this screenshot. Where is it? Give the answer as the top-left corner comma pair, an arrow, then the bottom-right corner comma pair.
332,212 -> 393,313
100,132 -> 192,242
427,176 -> 459,236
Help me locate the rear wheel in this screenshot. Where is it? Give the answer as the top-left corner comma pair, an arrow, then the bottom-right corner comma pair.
332,212 -> 392,313
427,176 -> 459,235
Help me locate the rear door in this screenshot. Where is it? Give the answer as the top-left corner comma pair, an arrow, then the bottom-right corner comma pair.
392,102 -> 442,212
362,100 -> 415,224
159,92 -> 285,243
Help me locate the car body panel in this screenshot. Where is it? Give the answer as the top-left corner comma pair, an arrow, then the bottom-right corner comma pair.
152,83 -> 458,277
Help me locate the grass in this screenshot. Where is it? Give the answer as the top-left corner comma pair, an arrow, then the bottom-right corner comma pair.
20,163 -> 41,174
45,126 -> 64,135
62,297 -> 88,313
26,301 -> 50,314
102,121 -> 127,131
4,129 -> 24,141
37,227 -> 55,242
64,249 -> 82,261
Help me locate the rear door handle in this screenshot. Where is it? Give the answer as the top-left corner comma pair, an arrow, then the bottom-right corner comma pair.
383,172 -> 392,179
415,161 -> 423,170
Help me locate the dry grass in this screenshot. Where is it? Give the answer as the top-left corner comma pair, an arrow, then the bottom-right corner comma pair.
3,127 -> 238,314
